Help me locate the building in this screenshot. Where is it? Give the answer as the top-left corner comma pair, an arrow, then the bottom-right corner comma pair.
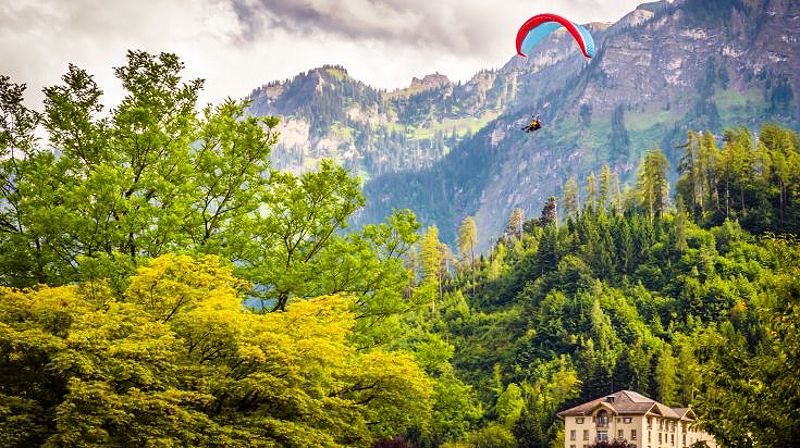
557,390 -> 717,448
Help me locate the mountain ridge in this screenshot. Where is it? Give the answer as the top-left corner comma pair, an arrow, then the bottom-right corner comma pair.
247,0 -> 800,246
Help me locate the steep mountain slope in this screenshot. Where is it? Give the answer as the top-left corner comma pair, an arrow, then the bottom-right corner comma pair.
248,0 -> 800,245
364,0 -> 800,244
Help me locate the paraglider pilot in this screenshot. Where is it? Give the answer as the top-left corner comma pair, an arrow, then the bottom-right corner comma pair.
523,115 -> 542,133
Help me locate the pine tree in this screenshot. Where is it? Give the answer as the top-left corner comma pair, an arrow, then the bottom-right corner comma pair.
505,208 -> 525,240
420,226 -> 444,307
457,216 -> 478,293
599,165 -> 612,209
637,148 -> 670,223
457,217 -> 478,272
677,131 -> 700,217
541,196 -> 558,227
611,172 -> 623,213
586,172 -> 598,210
563,176 -> 580,217
698,131 -> 720,214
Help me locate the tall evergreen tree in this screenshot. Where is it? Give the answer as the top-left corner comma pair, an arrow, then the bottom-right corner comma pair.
586,171 -> 598,210
637,148 -> 670,223
541,196 -> 558,227
457,216 -> 478,271
563,176 -> 580,218
611,172 -> 623,213
506,208 -> 525,240
599,165 -> 612,209
419,226 -> 446,307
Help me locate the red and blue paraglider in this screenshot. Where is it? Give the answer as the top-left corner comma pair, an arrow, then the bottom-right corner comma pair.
516,13 -> 595,59
516,13 -> 595,133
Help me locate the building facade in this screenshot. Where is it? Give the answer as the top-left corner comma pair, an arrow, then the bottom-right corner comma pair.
557,390 -> 717,448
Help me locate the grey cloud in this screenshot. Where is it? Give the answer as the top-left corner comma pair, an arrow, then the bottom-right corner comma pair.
0,0 -> 645,110
228,0 -> 645,57
230,0 -> 510,54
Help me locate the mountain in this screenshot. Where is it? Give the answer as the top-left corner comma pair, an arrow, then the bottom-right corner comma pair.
247,0 -> 800,246
246,65 -> 513,179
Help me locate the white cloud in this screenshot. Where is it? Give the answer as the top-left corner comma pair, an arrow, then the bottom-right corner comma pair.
0,0 -> 646,109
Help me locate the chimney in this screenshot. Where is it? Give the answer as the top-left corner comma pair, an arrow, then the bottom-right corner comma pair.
606,396 -> 615,403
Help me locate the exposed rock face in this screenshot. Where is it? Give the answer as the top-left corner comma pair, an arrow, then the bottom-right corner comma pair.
248,0 -> 800,246
409,73 -> 451,91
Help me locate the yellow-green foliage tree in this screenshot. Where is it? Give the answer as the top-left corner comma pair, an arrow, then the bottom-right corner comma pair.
0,255 -> 432,447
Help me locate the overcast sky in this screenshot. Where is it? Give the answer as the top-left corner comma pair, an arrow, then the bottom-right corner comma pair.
1,0 -> 645,108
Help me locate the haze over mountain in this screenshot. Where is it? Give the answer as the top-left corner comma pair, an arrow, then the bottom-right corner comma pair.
247,0 -> 800,245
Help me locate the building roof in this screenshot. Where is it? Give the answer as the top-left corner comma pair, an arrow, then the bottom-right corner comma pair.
671,408 -> 697,420
557,390 -> 696,421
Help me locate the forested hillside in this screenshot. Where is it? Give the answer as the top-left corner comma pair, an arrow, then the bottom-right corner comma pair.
1,51 -> 799,448
421,123 -> 800,448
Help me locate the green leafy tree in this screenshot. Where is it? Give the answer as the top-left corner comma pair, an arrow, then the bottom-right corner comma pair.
655,345 -> 678,406
495,383 -> 525,428
233,159 -> 364,311
696,245 -> 800,447
0,52 -> 279,288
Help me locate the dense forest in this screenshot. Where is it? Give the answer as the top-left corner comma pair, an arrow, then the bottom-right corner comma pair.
1,52 -> 799,448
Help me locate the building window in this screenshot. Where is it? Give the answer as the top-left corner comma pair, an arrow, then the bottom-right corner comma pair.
648,431 -> 651,442
598,431 -> 608,441
570,445 -> 576,448
584,430 -> 589,441
597,410 -> 609,426
647,417 -> 652,429
623,417 -> 632,423
619,430 -> 624,439
577,418 -> 584,424
671,434 -> 674,445
570,430 -> 576,441
632,429 -> 637,440
658,433 -> 662,443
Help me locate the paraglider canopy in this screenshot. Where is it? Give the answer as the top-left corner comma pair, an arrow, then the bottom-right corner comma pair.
516,13 -> 595,59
